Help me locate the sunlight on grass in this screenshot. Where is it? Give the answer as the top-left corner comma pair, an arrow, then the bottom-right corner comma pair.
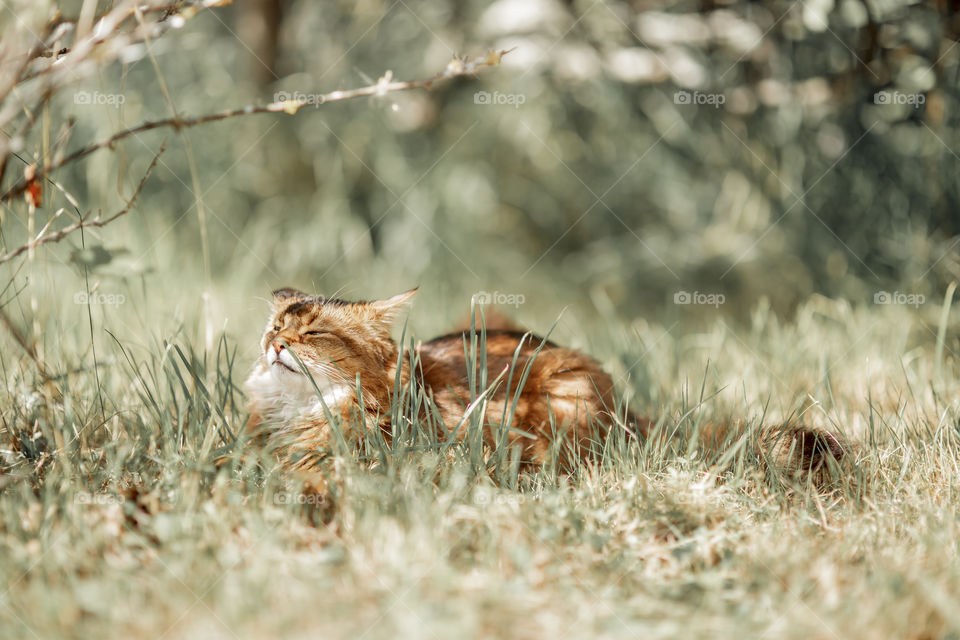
2,287 -> 958,639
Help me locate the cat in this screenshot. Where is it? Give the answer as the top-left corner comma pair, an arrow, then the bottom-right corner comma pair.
244,288 -> 847,479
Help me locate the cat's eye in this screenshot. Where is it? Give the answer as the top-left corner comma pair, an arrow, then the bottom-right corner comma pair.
272,325 -> 281,332
303,330 -> 329,337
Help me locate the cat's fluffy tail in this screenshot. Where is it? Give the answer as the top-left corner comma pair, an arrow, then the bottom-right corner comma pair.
629,414 -> 849,482
756,423 -> 848,477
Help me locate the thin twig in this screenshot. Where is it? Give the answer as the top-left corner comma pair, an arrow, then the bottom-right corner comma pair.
14,1 -> 211,65
0,140 -> 166,265
0,1 -> 216,138
0,307 -> 50,380
1,49 -> 512,204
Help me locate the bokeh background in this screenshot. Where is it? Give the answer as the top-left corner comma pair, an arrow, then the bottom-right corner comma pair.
3,0 -> 960,377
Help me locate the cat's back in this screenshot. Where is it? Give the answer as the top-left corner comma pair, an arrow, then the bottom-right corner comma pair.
417,330 -> 615,405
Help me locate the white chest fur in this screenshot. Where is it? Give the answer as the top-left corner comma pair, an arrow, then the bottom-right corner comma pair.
244,361 -> 353,426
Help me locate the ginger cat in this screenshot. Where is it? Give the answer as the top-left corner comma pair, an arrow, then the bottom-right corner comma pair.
244,288 -> 846,478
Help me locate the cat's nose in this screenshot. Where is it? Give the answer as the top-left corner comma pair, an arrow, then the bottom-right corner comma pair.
271,341 -> 285,353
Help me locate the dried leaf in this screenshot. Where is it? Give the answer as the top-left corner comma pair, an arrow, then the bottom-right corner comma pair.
24,165 -> 41,208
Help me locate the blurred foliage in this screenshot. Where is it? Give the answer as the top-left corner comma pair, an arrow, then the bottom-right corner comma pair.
2,0 -> 960,332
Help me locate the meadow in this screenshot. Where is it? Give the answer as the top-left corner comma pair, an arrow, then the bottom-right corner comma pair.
2,283 -> 959,639
2,1 -> 959,638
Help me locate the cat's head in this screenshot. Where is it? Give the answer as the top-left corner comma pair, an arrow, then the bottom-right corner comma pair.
256,287 -> 416,388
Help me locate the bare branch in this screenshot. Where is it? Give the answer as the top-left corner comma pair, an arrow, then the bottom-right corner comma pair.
0,0 -> 225,158
0,49 -> 512,204
0,141 -> 166,265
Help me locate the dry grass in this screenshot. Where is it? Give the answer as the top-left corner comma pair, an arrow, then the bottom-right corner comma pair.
1,288 -> 958,640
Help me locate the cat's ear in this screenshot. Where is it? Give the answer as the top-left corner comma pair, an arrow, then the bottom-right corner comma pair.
272,287 -> 310,304
369,288 -> 417,323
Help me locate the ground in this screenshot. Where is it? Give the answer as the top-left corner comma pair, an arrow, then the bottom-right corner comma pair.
1,295 -> 958,640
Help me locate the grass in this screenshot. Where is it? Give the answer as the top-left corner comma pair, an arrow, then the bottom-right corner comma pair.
1,286 -> 959,640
